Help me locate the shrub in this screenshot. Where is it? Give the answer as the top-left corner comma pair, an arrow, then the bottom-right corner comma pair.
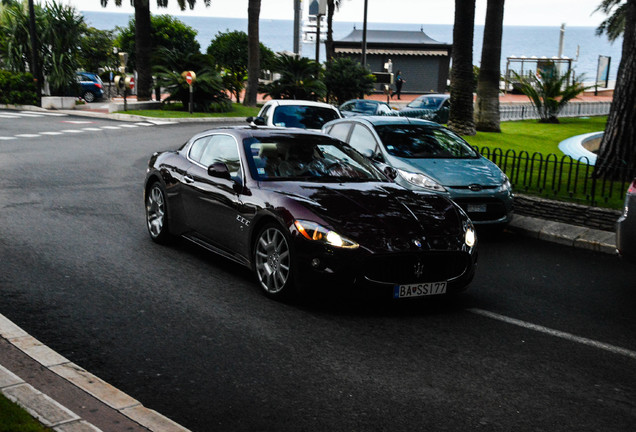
323,57 -> 375,105
0,70 -> 38,105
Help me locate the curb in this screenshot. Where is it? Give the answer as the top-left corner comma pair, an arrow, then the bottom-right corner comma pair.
0,314 -> 191,432
508,214 -> 616,254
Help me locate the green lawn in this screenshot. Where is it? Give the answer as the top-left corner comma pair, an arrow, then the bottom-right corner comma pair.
0,393 -> 52,432
461,116 -> 628,209
463,116 -> 607,155
115,103 -> 260,118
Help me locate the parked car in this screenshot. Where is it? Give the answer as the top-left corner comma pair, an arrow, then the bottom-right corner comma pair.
339,99 -> 397,117
144,126 -> 477,300
616,178 -> 636,261
399,93 -> 450,124
322,116 -> 513,226
253,99 -> 341,130
76,72 -> 104,103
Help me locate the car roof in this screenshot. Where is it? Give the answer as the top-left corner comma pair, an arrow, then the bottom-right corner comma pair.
324,116 -> 440,128
187,125 -> 334,142
414,93 -> 449,99
264,99 -> 338,109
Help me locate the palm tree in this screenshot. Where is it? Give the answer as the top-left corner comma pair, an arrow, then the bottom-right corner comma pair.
100,0 -> 211,101
325,0 -> 342,62
594,0 -> 636,179
475,0 -> 505,132
244,0 -> 260,106
448,0 -> 476,136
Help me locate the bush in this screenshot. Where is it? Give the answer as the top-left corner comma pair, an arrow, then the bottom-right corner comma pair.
0,70 -> 38,105
155,66 -> 231,113
323,58 -> 375,105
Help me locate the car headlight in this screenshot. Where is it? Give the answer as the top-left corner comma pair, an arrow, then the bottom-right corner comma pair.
500,175 -> 512,192
465,227 -> 476,247
397,169 -> 447,192
293,220 -> 359,249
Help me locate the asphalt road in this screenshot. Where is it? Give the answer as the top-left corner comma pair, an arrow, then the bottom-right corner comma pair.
1,109 -> 636,432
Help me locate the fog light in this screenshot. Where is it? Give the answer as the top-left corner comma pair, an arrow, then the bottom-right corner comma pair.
311,258 -> 321,268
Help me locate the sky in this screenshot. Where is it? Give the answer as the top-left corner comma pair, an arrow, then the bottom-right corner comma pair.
65,0 -> 607,27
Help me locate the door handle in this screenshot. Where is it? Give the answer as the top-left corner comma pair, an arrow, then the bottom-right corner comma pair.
184,175 -> 194,184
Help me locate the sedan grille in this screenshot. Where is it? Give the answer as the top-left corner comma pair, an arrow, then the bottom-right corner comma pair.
363,252 -> 470,284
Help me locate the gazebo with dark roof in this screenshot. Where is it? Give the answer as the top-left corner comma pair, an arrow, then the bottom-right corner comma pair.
333,29 -> 452,94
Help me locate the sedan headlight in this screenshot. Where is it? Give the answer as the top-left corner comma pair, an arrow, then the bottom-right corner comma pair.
294,220 -> 359,249
465,227 -> 476,247
397,169 -> 447,192
500,175 -> 512,192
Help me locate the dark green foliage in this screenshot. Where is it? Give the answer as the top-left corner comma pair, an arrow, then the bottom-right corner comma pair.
513,69 -> 589,123
206,30 -> 275,103
0,70 -> 37,105
78,27 -> 117,73
155,64 -> 231,112
323,57 -> 375,105
115,14 -> 201,72
262,54 -> 326,101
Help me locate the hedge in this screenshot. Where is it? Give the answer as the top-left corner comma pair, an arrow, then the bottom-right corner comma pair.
0,70 -> 38,105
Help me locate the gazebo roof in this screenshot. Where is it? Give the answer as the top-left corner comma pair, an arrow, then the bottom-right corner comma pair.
335,29 -> 448,46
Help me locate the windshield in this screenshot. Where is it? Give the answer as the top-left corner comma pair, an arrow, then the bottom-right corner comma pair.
374,124 -> 479,159
406,96 -> 446,110
272,105 -> 340,130
245,135 -> 387,182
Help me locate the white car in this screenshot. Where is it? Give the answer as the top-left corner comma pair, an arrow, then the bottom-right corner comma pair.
253,99 -> 342,131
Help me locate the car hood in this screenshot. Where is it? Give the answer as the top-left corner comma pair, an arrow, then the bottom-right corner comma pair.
392,156 -> 505,187
261,182 -> 466,252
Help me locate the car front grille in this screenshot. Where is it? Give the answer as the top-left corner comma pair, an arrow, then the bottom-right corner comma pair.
362,251 -> 470,284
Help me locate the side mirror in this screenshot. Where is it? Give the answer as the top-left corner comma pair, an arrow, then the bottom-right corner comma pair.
208,162 -> 232,181
360,149 -> 374,159
246,116 -> 266,126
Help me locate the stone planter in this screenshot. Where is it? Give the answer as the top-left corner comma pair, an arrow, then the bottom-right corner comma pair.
41,96 -> 76,110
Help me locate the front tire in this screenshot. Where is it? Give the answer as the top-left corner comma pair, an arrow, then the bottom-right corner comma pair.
253,223 -> 295,299
145,182 -> 171,244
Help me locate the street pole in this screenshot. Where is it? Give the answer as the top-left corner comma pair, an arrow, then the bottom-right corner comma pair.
27,0 -> 40,107
361,0 -> 368,67
315,13 -> 322,64
293,0 -> 301,55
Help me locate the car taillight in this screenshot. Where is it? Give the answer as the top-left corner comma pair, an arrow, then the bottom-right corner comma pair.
95,82 -> 103,89
628,179 -> 636,195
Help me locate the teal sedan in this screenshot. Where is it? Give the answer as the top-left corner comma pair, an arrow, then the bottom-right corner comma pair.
322,116 -> 513,226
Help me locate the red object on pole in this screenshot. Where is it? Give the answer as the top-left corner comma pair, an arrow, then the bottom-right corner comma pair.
128,76 -> 135,89
185,73 -> 193,85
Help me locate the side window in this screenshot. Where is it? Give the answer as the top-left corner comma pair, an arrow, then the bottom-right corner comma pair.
340,102 -> 353,113
349,124 -> 378,155
189,136 -> 211,163
260,105 -> 271,124
377,104 -> 391,115
192,135 -> 242,180
328,122 -> 352,142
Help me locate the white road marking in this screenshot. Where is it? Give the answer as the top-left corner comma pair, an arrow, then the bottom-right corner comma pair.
15,134 -> 41,138
62,120 -> 94,124
7,112 -> 42,117
148,120 -> 178,125
39,131 -> 64,135
468,308 -> 636,360
59,129 -> 84,133
119,124 -> 138,128
135,122 -> 154,126
100,126 -> 121,130
82,128 -> 103,131
0,114 -> 19,118
27,111 -> 67,116
0,136 -> 17,140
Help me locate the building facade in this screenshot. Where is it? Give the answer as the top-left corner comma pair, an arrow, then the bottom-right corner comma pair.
332,29 -> 452,94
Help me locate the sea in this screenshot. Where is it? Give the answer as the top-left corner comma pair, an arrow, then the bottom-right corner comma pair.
81,11 -> 624,83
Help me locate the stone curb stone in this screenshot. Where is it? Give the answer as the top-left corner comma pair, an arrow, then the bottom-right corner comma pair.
2,383 -> 80,427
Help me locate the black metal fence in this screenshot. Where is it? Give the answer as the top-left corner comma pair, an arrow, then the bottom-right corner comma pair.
477,146 -> 632,208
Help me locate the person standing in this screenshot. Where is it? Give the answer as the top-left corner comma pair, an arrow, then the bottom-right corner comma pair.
394,71 -> 405,100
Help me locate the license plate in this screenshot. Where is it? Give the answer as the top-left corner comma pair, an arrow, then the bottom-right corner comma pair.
393,281 -> 447,299
467,203 -> 487,213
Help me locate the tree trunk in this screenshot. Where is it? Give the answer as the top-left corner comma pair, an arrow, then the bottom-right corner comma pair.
325,0 -> 335,62
244,0 -> 261,106
448,0 -> 476,136
475,0 -> 504,132
134,0 -> 152,101
595,0 -> 636,180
